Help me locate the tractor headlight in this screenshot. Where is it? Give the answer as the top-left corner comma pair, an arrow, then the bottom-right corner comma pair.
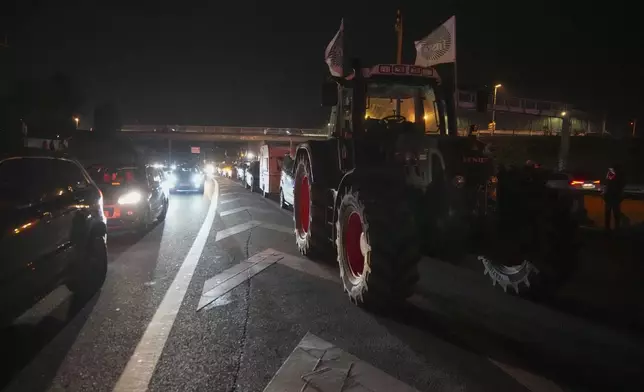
118,191 -> 143,205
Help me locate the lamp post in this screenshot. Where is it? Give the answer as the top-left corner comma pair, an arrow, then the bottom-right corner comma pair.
491,84 -> 502,135
73,116 -> 79,129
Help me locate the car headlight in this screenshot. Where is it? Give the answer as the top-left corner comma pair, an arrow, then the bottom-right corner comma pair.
168,173 -> 177,184
118,191 -> 143,205
192,173 -> 203,184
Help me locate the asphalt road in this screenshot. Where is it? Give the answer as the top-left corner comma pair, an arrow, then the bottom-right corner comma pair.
1,176 -> 643,392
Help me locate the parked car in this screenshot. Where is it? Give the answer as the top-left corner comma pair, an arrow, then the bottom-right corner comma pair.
547,171 -> 602,192
85,164 -> 168,233
244,161 -> 259,192
279,155 -> 295,209
0,149 -> 107,326
168,164 -> 205,193
218,163 -> 233,178
235,162 -> 247,181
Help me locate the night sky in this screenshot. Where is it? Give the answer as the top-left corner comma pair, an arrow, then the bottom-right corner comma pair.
1,0 -> 641,130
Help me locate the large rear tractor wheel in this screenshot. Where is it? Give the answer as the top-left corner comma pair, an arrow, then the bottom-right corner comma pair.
293,154 -> 329,257
477,181 -> 580,297
336,187 -> 420,308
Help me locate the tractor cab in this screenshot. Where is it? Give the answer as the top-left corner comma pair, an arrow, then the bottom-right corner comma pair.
324,64 -> 455,139
323,63 -> 460,174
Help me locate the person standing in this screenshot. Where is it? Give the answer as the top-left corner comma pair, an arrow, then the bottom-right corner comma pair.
602,165 -> 625,231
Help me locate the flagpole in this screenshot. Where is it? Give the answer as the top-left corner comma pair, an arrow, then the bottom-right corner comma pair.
395,10 -> 403,115
396,10 -> 403,63
453,16 -> 459,136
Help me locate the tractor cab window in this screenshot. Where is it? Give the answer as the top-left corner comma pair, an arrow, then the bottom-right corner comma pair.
364,82 -> 441,134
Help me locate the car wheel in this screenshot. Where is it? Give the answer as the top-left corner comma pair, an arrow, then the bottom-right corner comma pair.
141,205 -> 153,231
67,232 -> 107,299
279,189 -> 286,209
158,199 -> 168,221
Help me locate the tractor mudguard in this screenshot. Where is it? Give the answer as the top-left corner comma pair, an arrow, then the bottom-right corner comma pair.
295,140 -> 338,188
334,168 -> 409,241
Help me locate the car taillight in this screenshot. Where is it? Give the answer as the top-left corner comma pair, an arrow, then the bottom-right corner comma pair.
453,175 -> 466,188
570,180 -> 584,185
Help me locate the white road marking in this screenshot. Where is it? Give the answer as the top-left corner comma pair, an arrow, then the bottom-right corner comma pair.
112,180 -> 220,392
215,220 -> 262,241
214,221 -> 293,241
264,332 -> 419,392
220,192 -> 246,197
277,251 -> 340,283
259,222 -> 294,234
14,286 -> 71,325
197,249 -> 284,310
489,359 -> 564,392
219,206 -> 271,217
219,198 -> 239,205
409,295 -> 565,392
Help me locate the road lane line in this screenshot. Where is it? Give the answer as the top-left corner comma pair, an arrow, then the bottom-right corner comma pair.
197,249 -> 284,310
112,180 -> 220,392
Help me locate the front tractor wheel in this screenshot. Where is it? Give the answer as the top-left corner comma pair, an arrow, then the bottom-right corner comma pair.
293,154 -> 328,257
336,188 -> 420,308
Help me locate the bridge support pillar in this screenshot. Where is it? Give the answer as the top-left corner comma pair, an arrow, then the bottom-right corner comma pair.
168,138 -> 172,164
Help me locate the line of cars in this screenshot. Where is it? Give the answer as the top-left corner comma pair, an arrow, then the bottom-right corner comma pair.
0,149 -> 211,328
220,145 -> 296,209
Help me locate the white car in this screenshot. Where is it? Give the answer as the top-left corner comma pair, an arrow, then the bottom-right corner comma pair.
279,156 -> 295,208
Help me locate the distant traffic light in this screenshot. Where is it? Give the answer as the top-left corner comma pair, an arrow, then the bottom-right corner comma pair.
476,90 -> 488,113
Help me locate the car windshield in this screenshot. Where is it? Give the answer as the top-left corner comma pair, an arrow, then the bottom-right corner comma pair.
176,165 -> 199,173
86,166 -> 144,186
365,81 -> 443,133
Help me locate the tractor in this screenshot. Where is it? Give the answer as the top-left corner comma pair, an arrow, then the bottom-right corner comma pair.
291,61 -> 580,308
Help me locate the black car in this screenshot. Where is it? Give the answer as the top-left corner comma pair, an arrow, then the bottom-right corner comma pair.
168,164 -> 205,193
244,161 -> 259,192
86,164 -> 169,233
0,150 -> 108,326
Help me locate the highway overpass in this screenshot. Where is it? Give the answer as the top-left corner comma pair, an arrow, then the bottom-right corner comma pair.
120,125 -> 329,143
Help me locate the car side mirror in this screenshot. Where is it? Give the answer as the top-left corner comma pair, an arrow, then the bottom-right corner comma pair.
321,82 -> 338,107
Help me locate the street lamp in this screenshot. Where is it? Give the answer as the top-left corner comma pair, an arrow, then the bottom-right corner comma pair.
491,84 -> 502,135
73,116 -> 79,129
561,111 -> 567,117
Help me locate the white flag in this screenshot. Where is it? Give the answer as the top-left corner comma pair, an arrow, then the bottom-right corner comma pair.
324,19 -> 343,77
415,16 -> 456,67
